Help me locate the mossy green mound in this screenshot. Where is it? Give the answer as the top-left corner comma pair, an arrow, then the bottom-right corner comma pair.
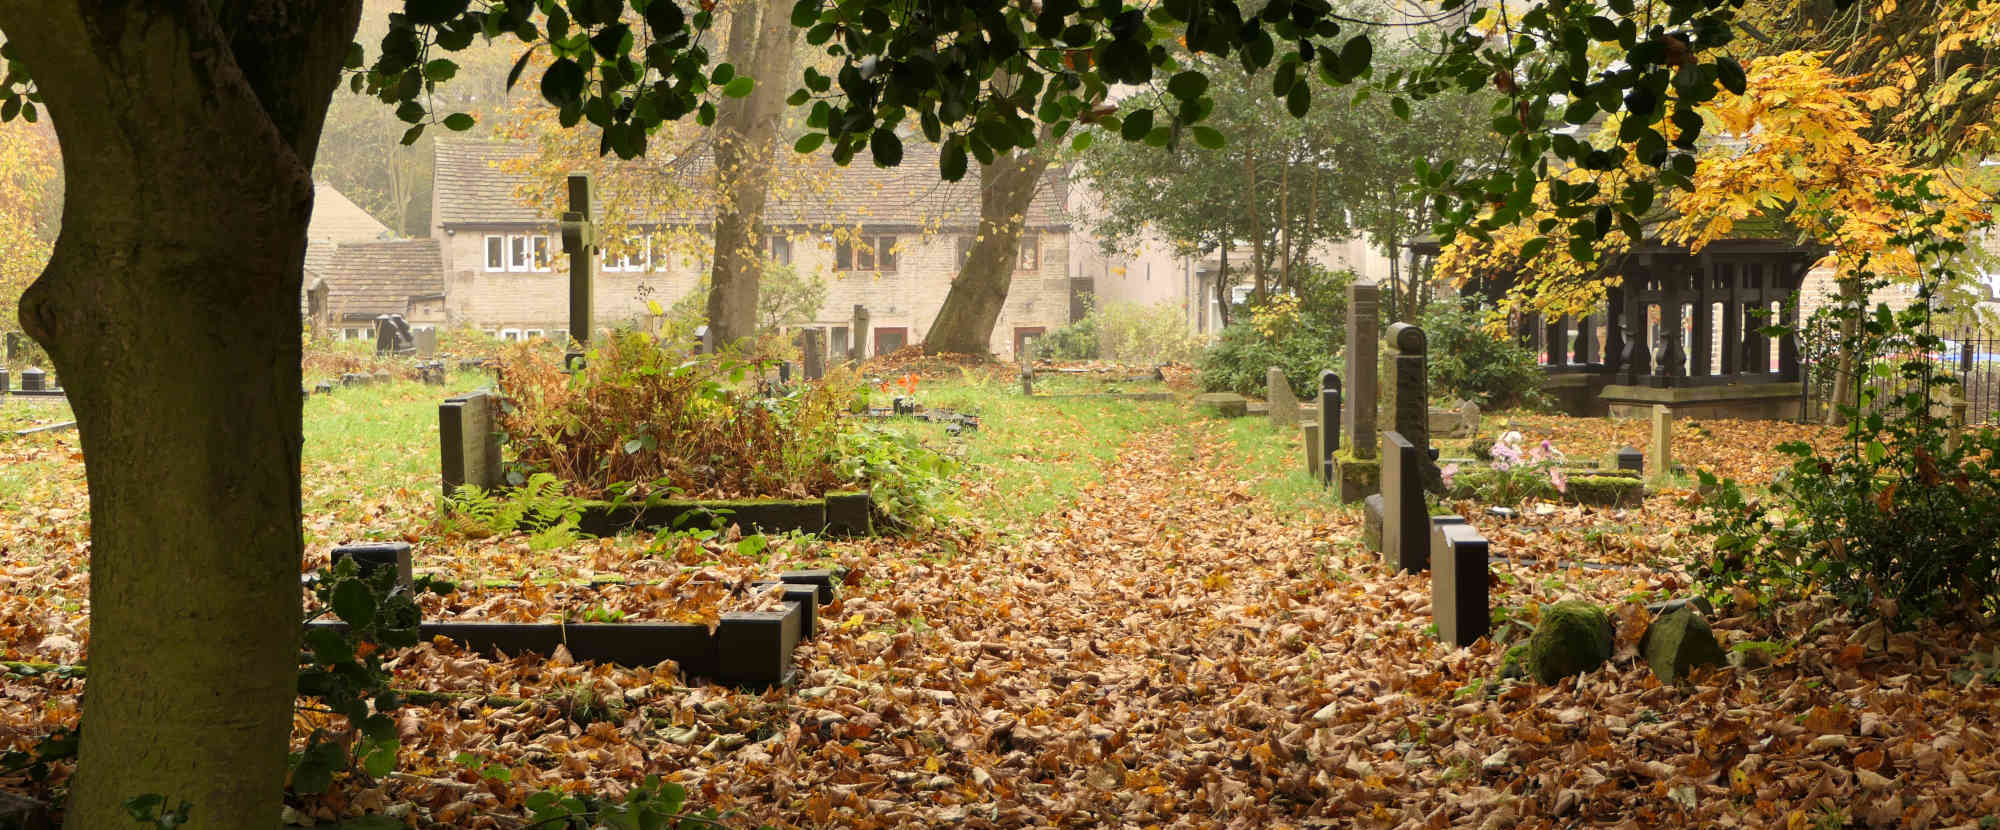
1526,601 -> 1614,684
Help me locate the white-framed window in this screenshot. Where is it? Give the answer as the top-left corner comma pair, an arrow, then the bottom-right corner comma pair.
489,234 -> 552,272
342,327 -> 369,341
602,239 -> 652,273
836,235 -> 897,272
484,235 -> 505,271
1016,233 -> 1039,273
532,236 -> 552,271
524,329 -> 545,340
499,328 -> 522,342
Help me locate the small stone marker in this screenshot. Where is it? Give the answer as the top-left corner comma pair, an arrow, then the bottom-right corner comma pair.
2,331 -> 18,361
850,305 -> 870,363
800,329 -> 826,381
1194,392 -> 1248,417
439,389 -> 503,496
1267,367 -> 1301,427
1361,494 -> 1385,552
19,367 -> 43,392
1319,370 -> 1341,478
1432,522 -> 1491,647
1301,422 -> 1322,482
1343,283 -> 1379,459
1019,360 -> 1034,395
332,542 -> 414,593
1380,430 -> 1428,573
315,381 -> 334,395
1648,405 -> 1672,483
1615,446 -> 1644,474
1638,605 -> 1726,684
0,368 -> 8,397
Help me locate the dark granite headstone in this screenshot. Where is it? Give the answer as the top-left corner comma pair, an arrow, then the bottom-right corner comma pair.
1320,370 -> 1341,481
1380,430 -> 1428,573
19,367 -> 43,392
1615,446 -> 1644,474
1343,283 -> 1380,459
1384,323 -> 1440,492
439,390 -> 503,496
332,542 -> 414,593
0,368 -> 9,397
1431,522 -> 1491,647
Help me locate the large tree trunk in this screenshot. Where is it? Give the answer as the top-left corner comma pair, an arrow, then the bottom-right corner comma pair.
923,143 -> 1053,356
0,4 -> 359,827
706,0 -> 796,346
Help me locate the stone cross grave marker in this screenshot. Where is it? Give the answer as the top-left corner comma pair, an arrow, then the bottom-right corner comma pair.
1432,522 -> 1491,647
559,172 -> 597,359
1648,405 -> 1672,484
1343,283 -> 1380,460
1380,430 -> 1429,573
439,389 -> 503,497
1267,367 -> 1301,427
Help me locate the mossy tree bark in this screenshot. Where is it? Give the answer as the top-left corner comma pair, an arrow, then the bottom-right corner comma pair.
0,3 -> 360,827
706,0 -> 797,346
923,143 -> 1053,356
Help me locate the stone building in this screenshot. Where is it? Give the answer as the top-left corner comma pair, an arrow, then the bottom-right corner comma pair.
427,139 -> 1077,358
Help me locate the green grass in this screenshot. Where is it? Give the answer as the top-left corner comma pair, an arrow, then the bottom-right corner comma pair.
301,371 -> 492,516
1211,412 -> 1351,516
880,373 -> 1194,536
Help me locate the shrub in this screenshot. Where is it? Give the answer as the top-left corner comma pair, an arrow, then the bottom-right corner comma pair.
1034,313 -> 1100,360
1419,299 -> 1547,409
1094,301 -> 1206,364
1693,205 -> 2000,623
494,332 -> 951,528
1197,267 -> 1354,397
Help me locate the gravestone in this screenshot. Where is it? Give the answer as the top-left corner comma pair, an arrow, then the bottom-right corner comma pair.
1615,446 -> 1643,474
1429,400 -> 1481,438
1267,367 -> 1301,427
800,329 -> 826,381
1319,370 -> 1341,477
691,324 -> 711,355
850,305 -> 870,363
374,314 -> 415,356
315,381 -> 334,395
1302,422 -> 1322,482
0,368 -> 8,397
1648,405 -> 1672,484
413,327 -> 439,358
439,390 -> 503,497
559,172 -> 597,351
3,331 -> 17,361
332,542 -> 414,593
1020,360 -> 1035,395
779,362 -> 793,384
1380,430 -> 1428,573
1362,494 -> 1384,552
19,367 -> 43,392
1432,522 -> 1491,647
1948,399 -> 1971,454
1342,283 -> 1380,457
1384,323 -> 1440,492
1194,392 -> 1249,417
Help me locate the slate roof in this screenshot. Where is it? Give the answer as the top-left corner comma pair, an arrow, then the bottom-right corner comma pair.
432,138 -> 1071,230
320,239 -> 444,321
310,183 -> 393,244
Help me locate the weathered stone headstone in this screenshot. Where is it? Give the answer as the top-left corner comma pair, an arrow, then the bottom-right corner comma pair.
19,367 -> 43,392
1615,446 -> 1644,474
1384,323 -> 1439,492
439,390 -> 503,497
1380,430 -> 1428,573
1432,522 -> 1491,647
0,368 -> 8,397
1648,405 -> 1672,483
413,326 -> 439,358
1639,605 -> 1726,684
800,329 -> 826,381
1267,367 -> 1301,427
1430,400 -> 1481,438
1362,494 -> 1385,552
315,381 -> 334,395
1301,422 -> 1322,482
559,172 -> 597,349
850,305 -> 870,363
1019,360 -> 1034,395
1343,283 -> 1380,458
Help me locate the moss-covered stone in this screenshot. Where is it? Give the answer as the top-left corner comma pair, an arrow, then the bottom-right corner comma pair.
1566,474 -> 1645,507
1526,601 -> 1615,684
1331,449 -> 1380,503
1498,643 -> 1529,680
1638,606 -> 1726,684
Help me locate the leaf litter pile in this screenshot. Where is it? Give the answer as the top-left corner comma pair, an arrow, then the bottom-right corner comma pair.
5,399 -> 2000,828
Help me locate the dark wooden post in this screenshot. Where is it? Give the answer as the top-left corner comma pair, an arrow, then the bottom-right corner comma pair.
1719,261 -> 1741,376
1691,256 -> 1713,379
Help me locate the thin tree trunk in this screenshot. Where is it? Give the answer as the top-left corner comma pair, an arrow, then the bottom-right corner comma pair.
1246,153 -> 1265,304
1216,243 -> 1233,327
706,0 -> 796,345
1278,162 -> 1291,293
1827,275 -> 1865,426
0,3 -> 360,827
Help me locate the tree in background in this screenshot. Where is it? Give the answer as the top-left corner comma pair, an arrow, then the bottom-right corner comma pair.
0,120 -> 57,338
